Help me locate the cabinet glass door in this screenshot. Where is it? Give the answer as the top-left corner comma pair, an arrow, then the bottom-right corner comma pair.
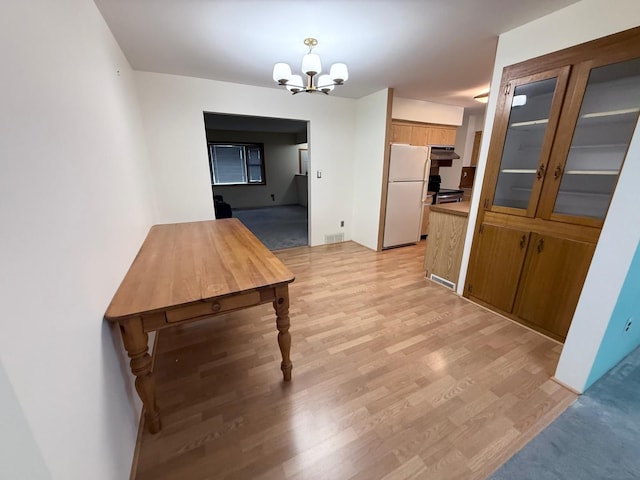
551,58 -> 640,220
491,69 -> 568,216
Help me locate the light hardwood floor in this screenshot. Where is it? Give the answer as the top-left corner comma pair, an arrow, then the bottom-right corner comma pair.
134,241 -> 576,480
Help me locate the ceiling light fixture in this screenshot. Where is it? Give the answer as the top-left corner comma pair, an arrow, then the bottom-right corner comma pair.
474,92 -> 489,103
273,38 -> 349,95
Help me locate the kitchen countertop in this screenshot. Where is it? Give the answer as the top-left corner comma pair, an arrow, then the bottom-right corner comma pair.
423,191 -> 436,204
429,201 -> 471,217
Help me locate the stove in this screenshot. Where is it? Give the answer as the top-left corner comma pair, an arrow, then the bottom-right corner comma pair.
427,174 -> 464,203
436,189 -> 464,204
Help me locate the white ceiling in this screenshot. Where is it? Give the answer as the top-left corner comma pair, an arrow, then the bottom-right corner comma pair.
94,0 -> 580,109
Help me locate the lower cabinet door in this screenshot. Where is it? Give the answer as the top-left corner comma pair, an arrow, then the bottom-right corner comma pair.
466,224 -> 530,313
514,233 -> 596,340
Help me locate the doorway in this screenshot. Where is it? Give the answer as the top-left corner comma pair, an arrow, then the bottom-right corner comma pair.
203,112 -> 310,250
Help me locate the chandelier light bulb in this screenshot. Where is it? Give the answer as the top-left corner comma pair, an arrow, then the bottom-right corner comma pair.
329,63 -> 349,84
286,75 -> 304,93
318,74 -> 334,93
301,53 -> 321,76
273,63 -> 292,84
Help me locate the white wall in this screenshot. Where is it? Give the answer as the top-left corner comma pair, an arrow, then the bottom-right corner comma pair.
0,360 -> 51,479
440,111 -> 486,190
0,0 -> 156,478
392,97 -> 464,126
135,72 -> 357,246
207,131 -> 302,208
439,110 -> 484,188
457,0 -> 640,392
351,89 -> 392,250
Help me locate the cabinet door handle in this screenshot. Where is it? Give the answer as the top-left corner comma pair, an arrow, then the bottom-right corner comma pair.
537,238 -> 545,253
519,235 -> 526,249
536,164 -> 546,179
554,165 -> 563,179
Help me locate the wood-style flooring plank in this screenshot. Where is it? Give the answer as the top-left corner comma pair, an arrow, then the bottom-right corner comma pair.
134,241 -> 576,480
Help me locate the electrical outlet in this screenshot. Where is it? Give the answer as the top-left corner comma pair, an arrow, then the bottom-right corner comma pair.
270,194 -> 275,201
340,220 -> 344,227
624,317 -> 633,333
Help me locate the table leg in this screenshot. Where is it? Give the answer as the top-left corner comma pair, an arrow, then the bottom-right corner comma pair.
274,285 -> 292,381
120,317 -> 161,433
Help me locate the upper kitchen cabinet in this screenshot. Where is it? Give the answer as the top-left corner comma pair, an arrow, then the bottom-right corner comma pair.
466,26 -> 640,342
391,123 -> 412,144
428,126 -> 457,146
391,121 -> 457,147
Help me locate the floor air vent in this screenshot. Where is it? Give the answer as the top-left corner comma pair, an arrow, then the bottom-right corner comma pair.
324,233 -> 345,244
430,273 -> 456,290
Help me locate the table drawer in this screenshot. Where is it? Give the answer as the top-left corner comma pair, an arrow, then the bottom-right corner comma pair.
166,291 -> 262,323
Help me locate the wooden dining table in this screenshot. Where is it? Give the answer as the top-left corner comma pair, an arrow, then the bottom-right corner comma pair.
105,219 -> 295,433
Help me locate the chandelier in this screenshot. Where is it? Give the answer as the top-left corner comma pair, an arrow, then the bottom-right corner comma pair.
272,38 -> 349,95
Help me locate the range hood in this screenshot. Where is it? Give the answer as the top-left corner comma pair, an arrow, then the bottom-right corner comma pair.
430,146 -> 460,161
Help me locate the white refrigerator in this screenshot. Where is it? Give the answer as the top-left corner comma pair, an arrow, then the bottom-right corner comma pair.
383,144 -> 429,248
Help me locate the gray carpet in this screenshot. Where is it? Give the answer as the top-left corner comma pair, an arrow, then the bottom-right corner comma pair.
232,205 -> 308,251
490,345 -> 640,480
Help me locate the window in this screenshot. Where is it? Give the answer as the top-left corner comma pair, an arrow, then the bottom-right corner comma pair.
208,143 -> 265,185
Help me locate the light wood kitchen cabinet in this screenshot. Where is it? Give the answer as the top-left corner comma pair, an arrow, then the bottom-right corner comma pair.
466,224 -> 530,313
391,124 -> 412,144
411,127 -> 429,146
428,127 -> 456,146
391,120 -> 457,147
424,202 -> 469,288
514,234 -> 595,339
465,26 -> 640,341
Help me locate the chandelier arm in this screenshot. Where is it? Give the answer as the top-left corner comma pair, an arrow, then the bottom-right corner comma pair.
316,82 -> 339,89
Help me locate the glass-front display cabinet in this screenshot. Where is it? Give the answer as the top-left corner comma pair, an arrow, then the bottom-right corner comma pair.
465,26 -> 640,342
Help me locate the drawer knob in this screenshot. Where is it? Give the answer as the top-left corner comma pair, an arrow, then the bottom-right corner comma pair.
211,302 -> 221,312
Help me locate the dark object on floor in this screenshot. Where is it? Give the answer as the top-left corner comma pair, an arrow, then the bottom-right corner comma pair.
213,194 -> 232,219
490,345 -> 640,480
233,205 -> 307,251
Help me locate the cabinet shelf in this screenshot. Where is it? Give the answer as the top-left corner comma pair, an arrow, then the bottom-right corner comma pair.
510,107 -> 639,129
500,168 -> 618,175
511,186 -> 610,197
569,143 -> 627,150
500,169 -> 536,174
510,119 -> 549,128
581,107 -> 640,119
565,169 -> 618,175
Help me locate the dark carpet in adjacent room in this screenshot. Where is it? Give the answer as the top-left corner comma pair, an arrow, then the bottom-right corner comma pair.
232,205 -> 308,251
490,345 -> 640,480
